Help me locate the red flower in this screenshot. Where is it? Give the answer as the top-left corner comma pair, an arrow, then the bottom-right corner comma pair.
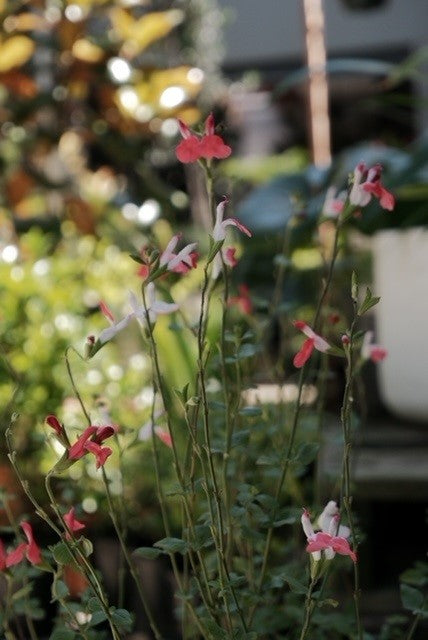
175,114 -> 232,163
68,425 -> 116,468
6,522 -> 43,567
46,415 -> 64,437
63,507 -> 86,535
21,522 -> 42,565
229,284 -> 253,315
84,441 -> 113,469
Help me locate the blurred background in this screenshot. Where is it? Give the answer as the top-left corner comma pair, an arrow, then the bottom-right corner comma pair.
0,0 -> 427,637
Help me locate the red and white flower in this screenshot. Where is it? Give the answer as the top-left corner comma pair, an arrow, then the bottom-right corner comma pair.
293,321 -> 330,368
159,234 -> 198,273
129,283 -> 179,325
175,113 -> 232,164
361,331 -> 387,363
139,412 -> 172,448
322,187 -> 346,218
301,505 -> 356,563
349,163 -> 395,211
98,301 -> 134,346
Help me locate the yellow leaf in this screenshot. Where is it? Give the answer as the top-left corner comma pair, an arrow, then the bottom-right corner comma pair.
72,39 -> 104,63
0,36 -> 35,72
111,8 -> 183,54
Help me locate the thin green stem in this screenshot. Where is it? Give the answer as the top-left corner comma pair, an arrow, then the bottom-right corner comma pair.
248,220 -> 343,627
340,313 -> 363,640
299,575 -> 318,640
100,467 -> 163,640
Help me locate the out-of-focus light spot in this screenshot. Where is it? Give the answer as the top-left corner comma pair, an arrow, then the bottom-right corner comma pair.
118,87 -> 139,112
187,67 -> 204,84
93,119 -> 108,135
53,85 -> 67,101
110,480 -> 123,495
160,118 -> 179,137
159,86 -> 186,109
83,289 -> 100,307
107,365 -> 123,380
138,199 -> 160,225
106,382 -> 121,397
171,190 -> 188,208
45,7 -> 61,23
2,245 -> 18,263
82,497 -> 98,513
121,202 -> 138,221
135,386 -> 154,409
54,314 -> 75,332
10,266 -> 24,281
135,104 -> 154,123
32,259 -> 50,276
129,354 -> 148,370
86,370 -> 103,385
40,323 -> 54,338
9,127 -> 25,143
65,4 -> 84,22
108,57 -> 132,83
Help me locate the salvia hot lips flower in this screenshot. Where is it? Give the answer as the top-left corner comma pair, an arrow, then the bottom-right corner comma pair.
349,162 -> 395,211
175,113 -> 232,163
68,424 -> 115,469
129,283 -> 179,325
293,321 -> 330,368
301,504 -> 357,564
63,507 -> 86,535
361,330 -> 387,363
5,522 -> 42,568
211,198 -> 252,279
98,301 -> 134,346
159,234 -> 198,273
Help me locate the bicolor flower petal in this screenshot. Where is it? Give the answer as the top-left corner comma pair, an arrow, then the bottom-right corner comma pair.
293,321 -> 330,368
212,198 -> 252,242
349,162 -> 395,211
361,331 -> 387,363
129,284 -> 179,325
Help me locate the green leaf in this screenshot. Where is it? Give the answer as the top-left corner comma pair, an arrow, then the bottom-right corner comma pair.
87,597 -> 103,613
358,287 -> 381,316
51,579 -> 69,601
199,618 -> 229,639
270,571 -> 307,595
293,442 -> 319,466
111,608 -> 133,633
154,537 -> 188,555
400,583 -> 425,612
80,537 -> 93,558
49,629 -> 76,640
51,542 -> 75,566
133,547 -> 162,559
88,610 -> 107,627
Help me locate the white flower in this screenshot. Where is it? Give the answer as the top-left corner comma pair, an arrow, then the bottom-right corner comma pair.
129,283 -> 178,324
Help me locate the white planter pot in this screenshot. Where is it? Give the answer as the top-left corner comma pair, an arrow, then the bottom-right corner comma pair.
373,228 -> 428,422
